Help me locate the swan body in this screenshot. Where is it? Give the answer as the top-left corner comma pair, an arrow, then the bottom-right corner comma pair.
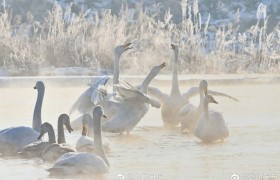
195,95 -> 229,142
48,152 -> 109,175
0,81 -> 44,156
48,106 -> 110,176
102,63 -> 165,134
70,43 -> 132,129
76,114 -> 110,153
0,127 -> 39,156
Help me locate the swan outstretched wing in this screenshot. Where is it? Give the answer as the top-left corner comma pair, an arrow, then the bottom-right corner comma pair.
182,87 -> 200,99
114,81 -> 161,108
207,90 -> 239,102
134,86 -> 168,103
69,77 -> 109,115
182,87 -> 239,102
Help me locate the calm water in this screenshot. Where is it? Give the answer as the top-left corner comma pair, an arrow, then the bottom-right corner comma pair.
0,77 -> 280,180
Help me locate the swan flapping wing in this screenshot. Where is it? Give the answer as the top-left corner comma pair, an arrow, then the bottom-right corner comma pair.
114,80 -> 145,101
69,77 -> 109,115
182,87 -> 239,102
113,81 -> 160,107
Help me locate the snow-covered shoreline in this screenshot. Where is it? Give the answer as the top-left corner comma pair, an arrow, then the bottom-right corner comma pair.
0,74 -> 279,87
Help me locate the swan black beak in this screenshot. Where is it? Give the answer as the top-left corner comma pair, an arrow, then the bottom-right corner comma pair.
204,88 -> 208,95
37,133 -> 43,140
65,123 -> 73,133
82,126 -> 87,136
213,99 -> 218,104
103,114 -> 107,118
122,43 -> 132,51
159,62 -> 166,69
171,44 -> 176,49
34,86 -> 37,89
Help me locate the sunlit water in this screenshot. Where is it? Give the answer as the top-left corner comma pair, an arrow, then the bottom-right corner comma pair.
0,76 -> 280,180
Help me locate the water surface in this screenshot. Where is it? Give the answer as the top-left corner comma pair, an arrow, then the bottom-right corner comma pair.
0,77 -> 279,180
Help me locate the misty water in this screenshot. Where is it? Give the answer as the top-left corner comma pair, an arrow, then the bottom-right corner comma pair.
0,76 -> 279,180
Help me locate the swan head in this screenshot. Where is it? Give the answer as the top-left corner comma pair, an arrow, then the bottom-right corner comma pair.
82,114 -> 92,136
205,95 -> 218,104
34,81 -> 45,91
38,122 -> 53,140
171,44 -> 179,54
199,80 -> 208,94
59,114 -> 73,133
151,62 -> 166,74
114,43 -> 132,57
92,106 -> 107,126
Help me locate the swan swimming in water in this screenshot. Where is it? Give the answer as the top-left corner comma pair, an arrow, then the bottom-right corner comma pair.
145,44 -> 238,127
0,81 -> 44,156
180,80 -> 238,132
40,114 -> 76,162
194,95 -> 229,142
48,106 -> 109,176
102,63 -> 165,134
18,113 -> 74,158
70,43 -> 132,130
75,114 -> 110,153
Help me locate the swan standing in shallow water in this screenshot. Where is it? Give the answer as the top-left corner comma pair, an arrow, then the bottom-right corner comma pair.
146,44 -> 238,127
18,114 -> 74,158
0,81 -> 44,156
101,63 -> 165,134
180,80 -> 238,132
194,95 -> 229,142
70,43 -> 132,130
75,114 -> 110,153
40,114 -> 76,162
48,106 -> 109,176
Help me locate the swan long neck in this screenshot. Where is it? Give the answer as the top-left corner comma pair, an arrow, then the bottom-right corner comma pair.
33,87 -> 44,133
113,53 -> 121,85
57,119 -> 66,144
204,99 -> 209,119
93,116 -> 109,166
198,88 -> 204,110
87,121 -> 94,138
171,51 -> 180,96
140,70 -> 158,94
47,126 -> 56,144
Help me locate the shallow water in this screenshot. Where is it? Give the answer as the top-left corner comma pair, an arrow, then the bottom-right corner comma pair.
0,77 -> 280,180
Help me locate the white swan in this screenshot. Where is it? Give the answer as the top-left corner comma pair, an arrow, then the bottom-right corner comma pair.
75,114 -> 110,153
101,63 -> 165,134
145,44 -> 238,127
41,114 -> 76,162
70,43 -> 132,130
48,106 -> 109,176
194,95 -> 229,142
180,80 -> 238,132
18,113 -> 74,158
0,81 -> 44,156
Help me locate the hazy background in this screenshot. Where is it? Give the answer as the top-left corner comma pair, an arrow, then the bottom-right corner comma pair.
0,0 -> 279,76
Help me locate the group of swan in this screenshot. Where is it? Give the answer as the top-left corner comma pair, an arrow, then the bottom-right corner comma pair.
18,114 -> 74,159
70,43 -> 133,130
0,43 -> 239,177
0,81 -> 111,176
48,106 -> 110,176
70,43 -> 237,136
101,63 -> 165,134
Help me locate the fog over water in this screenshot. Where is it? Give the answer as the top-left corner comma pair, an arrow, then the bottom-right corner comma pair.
0,76 -> 279,180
